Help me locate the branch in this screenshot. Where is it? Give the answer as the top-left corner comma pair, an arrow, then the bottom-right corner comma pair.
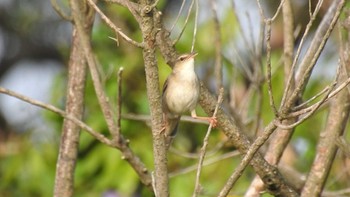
71,0 -> 152,188
265,19 -> 279,117
53,1 -> 94,196
286,76 -> 350,119
0,87 -> 114,146
280,0 -> 324,107
86,0 -> 144,48
153,18 -> 299,197
246,0 -> 296,194
211,0 -> 223,93
190,0 -> 198,52
193,88 -> 224,197
281,0 -> 346,115
51,0 -> 72,21
198,85 -> 298,196
0,87 -> 154,191
169,150 -> 240,177
336,137 -> 350,158
153,3 -> 298,195
301,70 -> 350,196
138,3 -> 168,196
173,0 -> 195,45
274,77 -> 337,130
115,67 -> 123,141
169,0 -> 187,33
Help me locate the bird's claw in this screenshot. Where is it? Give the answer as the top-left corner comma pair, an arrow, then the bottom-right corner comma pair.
209,117 -> 217,128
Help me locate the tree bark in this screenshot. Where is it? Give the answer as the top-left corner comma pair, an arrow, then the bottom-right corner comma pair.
53,1 -> 95,196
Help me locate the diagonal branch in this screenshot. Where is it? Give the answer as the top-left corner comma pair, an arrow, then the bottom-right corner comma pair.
70,0 -> 152,188
193,88 -> 224,197
281,0 -> 346,115
0,87 -> 114,147
53,1 -> 95,196
86,0 -> 144,48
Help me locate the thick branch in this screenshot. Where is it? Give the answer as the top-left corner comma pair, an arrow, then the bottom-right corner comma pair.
71,0 -> 152,189
139,3 -> 169,196
199,85 -> 298,196
246,1 -> 296,195
301,51 -> 350,197
53,1 -> 94,196
282,0 -> 346,115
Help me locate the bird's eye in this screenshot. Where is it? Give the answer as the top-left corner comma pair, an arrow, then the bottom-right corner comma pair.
179,56 -> 186,61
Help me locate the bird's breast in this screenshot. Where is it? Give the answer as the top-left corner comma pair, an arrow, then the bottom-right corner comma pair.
165,75 -> 199,115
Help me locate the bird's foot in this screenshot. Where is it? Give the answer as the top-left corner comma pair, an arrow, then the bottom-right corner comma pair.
208,116 -> 217,127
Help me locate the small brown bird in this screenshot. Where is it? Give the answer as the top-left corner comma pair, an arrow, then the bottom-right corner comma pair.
162,52 -> 217,148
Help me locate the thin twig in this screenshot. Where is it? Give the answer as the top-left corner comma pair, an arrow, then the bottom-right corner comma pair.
256,0 -> 285,21
191,0 -> 198,52
275,62 -> 342,129
193,88 -> 224,197
265,19 -> 279,117
86,0 -> 144,48
116,67 -> 124,140
335,137 -> 350,158
170,0 -> 187,33
170,140 -> 226,159
51,0 -> 72,21
173,0 -> 195,45
280,0 -> 325,108
228,44 -> 254,81
218,122 -> 277,197
231,1 -> 255,59
0,87 -> 114,146
211,0 -> 223,93
293,85 -> 331,111
287,75 -> 350,118
169,150 -> 240,177
122,113 -> 209,124
51,0 -> 73,21
149,0 -> 161,10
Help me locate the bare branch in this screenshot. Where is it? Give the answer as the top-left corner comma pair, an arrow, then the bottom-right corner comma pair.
122,113 -> 209,125
169,0 -> 187,33
231,0 -> 256,60
287,76 -> 350,118
51,0 -> 72,21
246,1 -> 296,194
256,0 -> 285,21
265,19 -> 279,117
116,67 -> 124,141
53,2 -> 94,195
173,0 -> 195,45
71,0 -> 152,189
198,84 -> 298,196
301,68 -> 350,197
193,88 -> 224,197
0,87 -> 114,146
190,0 -> 198,52
281,0 -> 345,114
211,0 -> 223,93
86,0 -> 144,48
170,150 -> 240,177
281,0 -> 325,107
336,137 -> 350,158
275,79 -> 337,130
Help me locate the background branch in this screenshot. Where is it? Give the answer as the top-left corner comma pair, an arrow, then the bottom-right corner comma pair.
53,1 -> 94,196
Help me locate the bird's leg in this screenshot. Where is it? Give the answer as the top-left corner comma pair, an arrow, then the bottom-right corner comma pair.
160,113 -> 167,134
191,110 -> 217,127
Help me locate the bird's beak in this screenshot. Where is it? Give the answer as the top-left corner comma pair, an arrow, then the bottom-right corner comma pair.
189,51 -> 198,58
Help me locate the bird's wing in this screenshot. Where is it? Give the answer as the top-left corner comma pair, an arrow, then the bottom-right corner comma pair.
162,77 -> 169,96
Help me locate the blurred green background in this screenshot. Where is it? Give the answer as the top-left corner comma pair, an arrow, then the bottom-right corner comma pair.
0,0 -> 349,196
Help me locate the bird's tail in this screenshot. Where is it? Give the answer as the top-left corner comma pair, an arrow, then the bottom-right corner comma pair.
165,117 -> 180,150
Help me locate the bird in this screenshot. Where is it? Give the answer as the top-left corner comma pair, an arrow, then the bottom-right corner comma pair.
162,52 -> 217,148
